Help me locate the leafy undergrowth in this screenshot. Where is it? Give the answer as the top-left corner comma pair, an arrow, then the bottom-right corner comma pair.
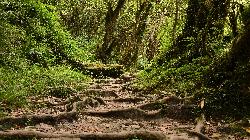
0,0 -> 93,112
135,48 -> 250,118
0,73 -> 249,139
135,55 -> 210,97
0,65 -> 91,111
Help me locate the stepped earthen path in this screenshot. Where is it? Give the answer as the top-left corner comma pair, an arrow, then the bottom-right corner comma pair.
0,70 -> 246,139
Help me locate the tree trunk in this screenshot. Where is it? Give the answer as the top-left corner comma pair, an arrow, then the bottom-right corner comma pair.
96,0 -> 126,64
172,0 -> 179,43
120,1 -> 152,66
228,1 -> 244,37
165,0 -> 229,62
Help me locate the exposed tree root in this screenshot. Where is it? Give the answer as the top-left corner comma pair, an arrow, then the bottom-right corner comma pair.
0,104 -> 198,128
107,97 -> 145,103
94,79 -> 116,84
30,95 -> 82,108
93,97 -> 106,105
83,89 -> 119,98
185,130 -> 212,140
0,130 -> 167,140
0,94 -> 197,129
1,108 -> 148,129
138,96 -> 187,110
0,71 -> 218,140
170,114 -> 212,140
82,108 -> 153,119
82,104 -> 197,120
66,97 -> 106,112
0,111 -> 78,127
161,105 -> 197,120
185,114 -> 211,140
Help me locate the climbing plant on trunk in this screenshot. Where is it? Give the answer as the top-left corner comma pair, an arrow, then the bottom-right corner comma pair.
162,0 -> 229,64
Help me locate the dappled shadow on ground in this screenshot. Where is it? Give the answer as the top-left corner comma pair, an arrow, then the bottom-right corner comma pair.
0,73 -> 248,140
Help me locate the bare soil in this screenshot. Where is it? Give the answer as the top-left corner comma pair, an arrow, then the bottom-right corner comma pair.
0,74 -> 249,140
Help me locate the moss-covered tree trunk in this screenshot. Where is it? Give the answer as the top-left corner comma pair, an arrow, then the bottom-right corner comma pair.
204,17 -> 250,117
96,0 -> 126,64
172,0 -> 180,44
120,1 -> 152,66
164,0 -> 229,61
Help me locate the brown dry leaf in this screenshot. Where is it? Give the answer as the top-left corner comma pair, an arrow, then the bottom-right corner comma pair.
211,133 -> 221,138
244,127 -> 250,134
200,99 -> 205,109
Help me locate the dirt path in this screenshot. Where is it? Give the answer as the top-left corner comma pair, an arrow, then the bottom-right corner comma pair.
0,74 -> 248,140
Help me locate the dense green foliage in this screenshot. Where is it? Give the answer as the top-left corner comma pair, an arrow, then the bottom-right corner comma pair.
0,0 -> 92,66
136,1 -> 250,118
0,66 -> 89,107
1,0 -> 250,118
0,0 -> 91,108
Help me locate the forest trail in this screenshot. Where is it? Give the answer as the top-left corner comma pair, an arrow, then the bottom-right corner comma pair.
0,73 -> 244,140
